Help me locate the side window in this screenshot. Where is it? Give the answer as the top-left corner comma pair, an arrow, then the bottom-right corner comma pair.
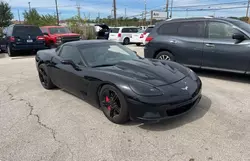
178,21 -> 205,38
158,22 -> 180,35
60,46 -> 83,65
131,28 -> 138,33
122,28 -> 129,33
208,22 -> 237,39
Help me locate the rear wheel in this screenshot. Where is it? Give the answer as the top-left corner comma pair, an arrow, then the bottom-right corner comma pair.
7,45 -> 15,57
99,85 -> 129,124
38,64 -> 56,90
123,38 -> 130,45
156,51 -> 174,61
136,43 -> 141,46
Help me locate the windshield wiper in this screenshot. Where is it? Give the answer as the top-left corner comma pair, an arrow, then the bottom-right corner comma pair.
92,64 -> 116,68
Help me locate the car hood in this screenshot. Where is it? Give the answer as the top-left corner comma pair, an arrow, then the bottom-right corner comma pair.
52,33 -> 80,37
98,59 -> 189,87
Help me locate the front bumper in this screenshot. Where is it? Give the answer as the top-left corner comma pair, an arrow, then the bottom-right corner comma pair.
127,77 -> 202,122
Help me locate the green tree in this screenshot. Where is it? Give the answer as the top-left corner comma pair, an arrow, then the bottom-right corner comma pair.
23,8 -> 57,26
0,1 -> 13,27
23,9 -> 41,26
40,15 -> 57,26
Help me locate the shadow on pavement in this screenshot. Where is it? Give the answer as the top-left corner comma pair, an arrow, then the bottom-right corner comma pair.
138,95 -> 211,131
193,68 -> 250,84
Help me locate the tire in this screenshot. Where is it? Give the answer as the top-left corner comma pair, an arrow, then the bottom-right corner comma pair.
155,51 -> 174,61
136,43 -> 141,46
123,38 -> 130,45
99,85 -> 129,124
38,64 -> 56,90
7,45 -> 15,57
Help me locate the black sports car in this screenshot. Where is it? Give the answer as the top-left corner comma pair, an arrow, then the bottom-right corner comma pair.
35,40 -> 202,124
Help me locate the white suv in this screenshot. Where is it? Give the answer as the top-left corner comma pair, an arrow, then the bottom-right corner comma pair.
109,27 -> 139,45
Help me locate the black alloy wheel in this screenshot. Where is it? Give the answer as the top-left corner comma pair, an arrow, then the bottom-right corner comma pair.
156,51 -> 174,61
99,85 -> 129,124
38,64 -> 56,89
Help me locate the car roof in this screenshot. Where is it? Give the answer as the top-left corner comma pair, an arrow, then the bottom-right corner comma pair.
165,17 -> 239,23
41,26 -> 64,28
65,40 -> 115,47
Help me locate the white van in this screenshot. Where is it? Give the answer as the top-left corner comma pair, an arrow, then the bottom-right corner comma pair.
109,27 -> 139,45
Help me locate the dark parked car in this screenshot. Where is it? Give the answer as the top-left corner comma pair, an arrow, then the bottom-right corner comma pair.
144,17 -> 250,74
2,24 -> 46,57
36,40 -> 202,124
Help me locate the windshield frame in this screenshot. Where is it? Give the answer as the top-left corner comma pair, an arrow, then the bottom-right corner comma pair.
77,42 -> 140,67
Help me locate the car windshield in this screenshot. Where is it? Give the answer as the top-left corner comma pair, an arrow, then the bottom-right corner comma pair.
49,27 -> 71,34
78,43 -> 139,67
13,26 -> 43,36
230,20 -> 250,33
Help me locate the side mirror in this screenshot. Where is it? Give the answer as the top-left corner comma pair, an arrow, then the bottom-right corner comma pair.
61,60 -> 81,71
133,51 -> 137,54
232,33 -> 245,40
43,32 -> 49,36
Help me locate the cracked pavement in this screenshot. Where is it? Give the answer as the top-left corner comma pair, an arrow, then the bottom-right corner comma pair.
0,45 -> 250,161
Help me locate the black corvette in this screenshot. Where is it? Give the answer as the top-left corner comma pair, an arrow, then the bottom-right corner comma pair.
35,40 -> 202,124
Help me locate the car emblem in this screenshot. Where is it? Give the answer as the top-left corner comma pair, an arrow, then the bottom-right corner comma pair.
28,36 -> 31,39
181,86 -> 188,91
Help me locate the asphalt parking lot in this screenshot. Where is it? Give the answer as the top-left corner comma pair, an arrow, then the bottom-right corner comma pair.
0,44 -> 250,161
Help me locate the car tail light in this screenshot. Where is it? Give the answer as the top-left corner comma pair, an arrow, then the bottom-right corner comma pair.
140,34 -> 144,38
118,33 -> 121,37
36,36 -> 45,40
9,36 -> 15,42
145,36 -> 153,43
143,32 -> 147,35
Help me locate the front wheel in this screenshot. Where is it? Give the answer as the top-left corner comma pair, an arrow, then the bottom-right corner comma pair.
38,64 -> 56,90
99,85 -> 129,124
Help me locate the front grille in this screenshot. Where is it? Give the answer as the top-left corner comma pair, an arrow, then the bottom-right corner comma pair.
61,36 -> 80,43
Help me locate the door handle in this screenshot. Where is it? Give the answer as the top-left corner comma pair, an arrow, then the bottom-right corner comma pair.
205,43 -> 215,47
170,40 -> 176,44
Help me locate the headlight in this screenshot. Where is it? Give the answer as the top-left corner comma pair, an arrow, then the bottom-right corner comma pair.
129,82 -> 163,96
188,69 -> 198,81
56,37 -> 62,43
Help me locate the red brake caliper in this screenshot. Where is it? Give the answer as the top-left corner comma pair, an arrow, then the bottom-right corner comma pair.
105,96 -> 111,111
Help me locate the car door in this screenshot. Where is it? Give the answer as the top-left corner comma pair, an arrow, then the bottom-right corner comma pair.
51,45 -> 89,98
202,21 -> 250,72
169,21 -> 205,67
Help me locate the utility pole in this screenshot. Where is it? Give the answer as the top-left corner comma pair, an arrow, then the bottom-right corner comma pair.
98,12 -> 100,23
28,2 -> 31,11
144,0 -> 147,26
18,9 -> 21,24
166,0 -> 169,19
150,10 -> 153,25
77,3 -> 81,18
113,0 -> 117,26
55,0 -> 59,25
125,8 -> 127,19
170,0 -> 174,18
246,0 -> 250,18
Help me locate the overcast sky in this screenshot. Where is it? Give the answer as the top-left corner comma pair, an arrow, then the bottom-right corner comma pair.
3,0 -> 249,20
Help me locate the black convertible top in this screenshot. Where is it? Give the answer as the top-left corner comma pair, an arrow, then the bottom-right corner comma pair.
65,40 -> 113,46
